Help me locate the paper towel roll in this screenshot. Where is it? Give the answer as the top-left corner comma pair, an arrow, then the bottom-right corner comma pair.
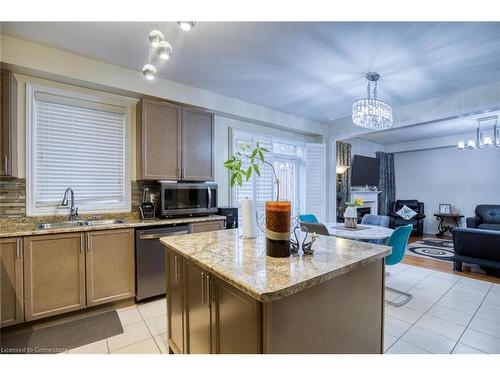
240,198 -> 257,239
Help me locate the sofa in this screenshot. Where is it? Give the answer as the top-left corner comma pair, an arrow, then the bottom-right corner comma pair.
388,200 -> 425,237
466,205 -> 500,231
452,228 -> 500,275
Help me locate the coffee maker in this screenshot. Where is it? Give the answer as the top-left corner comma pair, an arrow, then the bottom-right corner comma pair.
139,187 -> 156,220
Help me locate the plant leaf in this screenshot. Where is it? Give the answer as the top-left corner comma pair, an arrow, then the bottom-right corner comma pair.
237,173 -> 243,187
253,164 -> 260,176
260,147 -> 269,152
230,173 -> 237,187
245,166 -> 253,181
258,150 -> 265,162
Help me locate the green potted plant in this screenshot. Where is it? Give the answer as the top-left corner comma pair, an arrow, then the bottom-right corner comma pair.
224,143 -> 291,257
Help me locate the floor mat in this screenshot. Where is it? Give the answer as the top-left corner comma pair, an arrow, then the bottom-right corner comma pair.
0,310 -> 123,354
406,237 -> 454,262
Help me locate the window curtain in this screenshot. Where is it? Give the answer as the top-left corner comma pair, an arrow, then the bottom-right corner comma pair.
336,141 -> 351,220
376,151 -> 395,215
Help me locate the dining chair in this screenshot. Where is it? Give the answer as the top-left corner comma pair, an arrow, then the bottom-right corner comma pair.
361,214 -> 390,244
385,224 -> 413,307
298,214 -> 319,224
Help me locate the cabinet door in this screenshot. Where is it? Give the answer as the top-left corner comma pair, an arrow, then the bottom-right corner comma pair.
189,221 -> 223,234
0,237 -> 23,327
139,99 -> 182,180
213,277 -> 261,354
1,69 -> 12,176
24,233 -> 85,321
182,107 -> 214,181
166,250 -> 185,353
185,261 -> 212,353
86,229 -> 135,307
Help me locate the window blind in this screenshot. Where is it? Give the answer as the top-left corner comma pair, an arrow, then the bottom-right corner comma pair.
305,143 -> 326,222
31,89 -> 128,213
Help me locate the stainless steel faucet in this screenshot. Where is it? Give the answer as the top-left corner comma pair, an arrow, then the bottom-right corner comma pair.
60,187 -> 78,221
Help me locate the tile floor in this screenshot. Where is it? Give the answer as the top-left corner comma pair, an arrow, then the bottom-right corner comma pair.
61,263 -> 500,354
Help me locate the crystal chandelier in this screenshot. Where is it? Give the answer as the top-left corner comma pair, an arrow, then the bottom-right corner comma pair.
352,72 -> 393,130
457,115 -> 500,150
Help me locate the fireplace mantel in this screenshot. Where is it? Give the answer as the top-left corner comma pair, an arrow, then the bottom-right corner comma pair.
349,190 -> 381,215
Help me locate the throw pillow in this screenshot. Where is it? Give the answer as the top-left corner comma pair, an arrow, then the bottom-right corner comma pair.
396,205 -> 417,220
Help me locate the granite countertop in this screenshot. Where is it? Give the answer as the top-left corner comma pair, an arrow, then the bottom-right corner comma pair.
160,229 -> 392,302
0,215 -> 225,238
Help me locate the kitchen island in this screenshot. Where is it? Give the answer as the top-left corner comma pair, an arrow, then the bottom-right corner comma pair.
160,229 -> 391,354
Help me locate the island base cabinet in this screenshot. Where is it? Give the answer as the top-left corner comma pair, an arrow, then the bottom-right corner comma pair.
1,237 -> 24,327
262,259 -> 384,354
23,233 -> 86,321
167,251 -> 185,354
86,229 -> 135,307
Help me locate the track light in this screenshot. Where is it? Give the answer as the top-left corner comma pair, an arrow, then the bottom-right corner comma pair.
142,64 -> 157,80
148,29 -> 164,48
177,22 -> 195,31
156,40 -> 173,60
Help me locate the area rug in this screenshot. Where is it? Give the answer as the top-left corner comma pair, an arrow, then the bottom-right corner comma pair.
0,310 -> 123,354
405,237 -> 455,263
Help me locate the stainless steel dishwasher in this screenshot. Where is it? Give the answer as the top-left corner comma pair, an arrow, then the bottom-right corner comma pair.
135,225 -> 189,302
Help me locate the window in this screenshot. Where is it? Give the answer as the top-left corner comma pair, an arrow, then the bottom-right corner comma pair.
27,84 -> 132,215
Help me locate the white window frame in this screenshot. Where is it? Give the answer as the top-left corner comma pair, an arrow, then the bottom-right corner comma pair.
26,83 -> 134,216
229,128 -> 305,215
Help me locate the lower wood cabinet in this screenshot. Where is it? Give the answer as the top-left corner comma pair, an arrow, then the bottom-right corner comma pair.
166,248 -> 261,354
21,228 -> 135,322
23,232 -> 86,321
0,237 -> 24,327
85,228 -> 134,307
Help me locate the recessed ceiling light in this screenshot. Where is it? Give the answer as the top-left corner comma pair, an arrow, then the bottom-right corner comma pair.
148,29 -> 164,48
177,22 -> 195,31
156,40 -> 173,60
142,64 -> 157,80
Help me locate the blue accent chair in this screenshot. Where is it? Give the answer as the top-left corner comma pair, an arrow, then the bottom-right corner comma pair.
385,224 -> 413,307
361,214 -> 390,245
299,214 -> 319,224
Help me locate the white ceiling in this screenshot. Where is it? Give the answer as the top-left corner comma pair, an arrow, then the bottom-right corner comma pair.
3,22 -> 500,124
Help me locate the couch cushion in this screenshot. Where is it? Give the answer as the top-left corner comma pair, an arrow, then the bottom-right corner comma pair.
476,205 -> 500,224
396,200 -> 419,211
477,223 -> 500,231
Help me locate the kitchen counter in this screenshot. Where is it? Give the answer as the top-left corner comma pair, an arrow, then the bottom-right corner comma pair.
0,215 -> 225,238
160,228 -> 391,302
161,228 -> 391,354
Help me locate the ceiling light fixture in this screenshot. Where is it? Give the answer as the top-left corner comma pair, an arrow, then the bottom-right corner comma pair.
142,64 -> 157,80
352,72 -> 393,131
457,115 -> 499,150
156,40 -> 173,60
177,22 -> 195,31
148,29 -> 164,48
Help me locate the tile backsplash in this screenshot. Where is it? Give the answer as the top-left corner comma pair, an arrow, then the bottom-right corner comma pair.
0,178 -> 160,220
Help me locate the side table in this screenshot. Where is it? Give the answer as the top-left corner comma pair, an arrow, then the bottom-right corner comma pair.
434,213 -> 464,237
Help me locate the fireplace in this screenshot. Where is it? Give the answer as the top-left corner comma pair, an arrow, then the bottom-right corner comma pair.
356,206 -> 371,223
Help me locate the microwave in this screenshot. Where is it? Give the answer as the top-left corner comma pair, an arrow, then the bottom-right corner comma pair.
159,182 -> 218,218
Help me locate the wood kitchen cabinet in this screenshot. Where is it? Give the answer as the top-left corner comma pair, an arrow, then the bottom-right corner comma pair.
182,107 -> 215,181
137,99 -> 214,181
0,69 -> 12,176
189,221 -> 224,234
0,237 -> 24,327
166,248 -> 261,354
166,250 -> 185,354
137,99 -> 182,180
85,228 -> 135,307
23,233 -> 86,321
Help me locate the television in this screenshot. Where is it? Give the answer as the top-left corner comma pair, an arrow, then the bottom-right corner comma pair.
351,155 -> 379,187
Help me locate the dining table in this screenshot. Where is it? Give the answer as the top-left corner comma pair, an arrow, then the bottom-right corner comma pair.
324,223 -> 394,241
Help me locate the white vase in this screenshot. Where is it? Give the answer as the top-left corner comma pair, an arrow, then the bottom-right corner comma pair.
344,206 -> 358,229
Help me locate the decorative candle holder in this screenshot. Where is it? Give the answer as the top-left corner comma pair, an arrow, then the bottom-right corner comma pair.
265,201 -> 291,257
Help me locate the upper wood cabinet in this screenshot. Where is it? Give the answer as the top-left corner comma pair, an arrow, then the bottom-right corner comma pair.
182,107 -> 215,181
0,237 -> 24,327
85,228 -> 135,307
23,232 -> 86,321
0,69 -> 12,177
137,99 -> 214,181
137,99 -> 182,180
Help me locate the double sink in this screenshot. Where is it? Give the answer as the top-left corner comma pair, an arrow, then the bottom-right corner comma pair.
37,219 -> 125,230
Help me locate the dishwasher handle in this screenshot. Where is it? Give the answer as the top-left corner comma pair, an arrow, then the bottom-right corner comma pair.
139,230 -> 189,240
